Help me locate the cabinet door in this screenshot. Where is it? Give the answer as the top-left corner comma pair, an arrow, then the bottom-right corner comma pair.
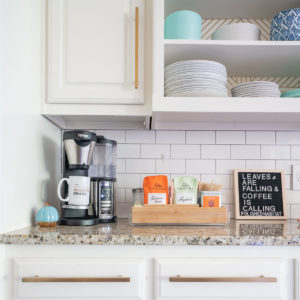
156,258 -> 286,300
15,258 -> 145,299
47,0 -> 144,104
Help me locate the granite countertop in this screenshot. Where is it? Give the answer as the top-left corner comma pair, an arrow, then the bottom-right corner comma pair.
1,219 -> 300,246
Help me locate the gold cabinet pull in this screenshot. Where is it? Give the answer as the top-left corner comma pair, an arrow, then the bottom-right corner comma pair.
134,6 -> 139,89
22,276 -> 130,283
169,275 -> 277,283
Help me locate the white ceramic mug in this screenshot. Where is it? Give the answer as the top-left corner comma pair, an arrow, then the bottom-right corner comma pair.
57,176 -> 90,206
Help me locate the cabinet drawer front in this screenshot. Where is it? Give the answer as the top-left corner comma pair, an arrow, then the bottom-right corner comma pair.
15,258 -> 145,299
156,258 -> 285,300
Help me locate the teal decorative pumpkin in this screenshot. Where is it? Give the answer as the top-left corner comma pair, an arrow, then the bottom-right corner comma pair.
36,203 -> 59,227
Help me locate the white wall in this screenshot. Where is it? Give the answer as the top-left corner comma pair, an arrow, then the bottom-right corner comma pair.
0,0 -> 61,233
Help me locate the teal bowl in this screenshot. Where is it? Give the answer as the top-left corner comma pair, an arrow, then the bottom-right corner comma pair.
165,10 -> 202,39
281,89 -> 300,98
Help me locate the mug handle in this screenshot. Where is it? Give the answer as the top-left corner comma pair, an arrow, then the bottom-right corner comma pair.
57,178 -> 70,202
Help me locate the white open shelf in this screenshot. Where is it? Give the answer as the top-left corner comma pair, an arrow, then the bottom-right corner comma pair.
152,97 -> 300,130
165,40 -> 300,76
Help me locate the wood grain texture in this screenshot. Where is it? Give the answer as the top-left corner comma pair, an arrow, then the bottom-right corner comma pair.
132,205 -> 227,224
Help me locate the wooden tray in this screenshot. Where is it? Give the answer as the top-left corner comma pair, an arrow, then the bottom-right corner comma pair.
132,205 -> 227,225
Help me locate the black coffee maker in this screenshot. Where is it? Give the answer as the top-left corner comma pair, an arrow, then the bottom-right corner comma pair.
60,130 -> 98,226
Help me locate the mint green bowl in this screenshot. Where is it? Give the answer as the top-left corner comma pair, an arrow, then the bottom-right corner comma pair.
165,10 -> 202,39
281,89 -> 300,98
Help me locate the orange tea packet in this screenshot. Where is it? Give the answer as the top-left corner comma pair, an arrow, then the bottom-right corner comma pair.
143,175 -> 169,204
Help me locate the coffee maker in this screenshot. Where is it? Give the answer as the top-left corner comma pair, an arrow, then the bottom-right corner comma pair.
61,130 -> 98,226
60,130 -> 117,225
89,136 -> 117,223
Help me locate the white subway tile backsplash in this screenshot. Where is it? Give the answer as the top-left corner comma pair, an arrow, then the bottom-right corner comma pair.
275,160 -> 300,174
291,146 -> 300,159
290,204 -> 300,219
186,160 -> 215,174
231,145 -> 260,159
171,145 -> 200,159
117,174 -> 140,188
125,189 -> 134,204
276,131 -> 300,145
216,160 -> 245,174
90,129 -> 300,219
116,203 -> 131,219
216,131 -> 245,144
285,190 -> 300,204
246,131 -> 275,144
141,144 -> 170,159
126,159 -> 155,173
202,145 -> 230,159
156,159 -> 185,173
201,174 -> 231,189
96,130 -> 125,143
171,174 -> 201,181
221,189 -> 234,204
126,130 -> 155,144
245,160 -> 276,169
285,175 -> 291,190
261,145 -> 290,159
117,144 -> 140,158
116,159 -> 126,173
156,131 -> 185,144
116,188 -> 126,203
186,131 -> 215,144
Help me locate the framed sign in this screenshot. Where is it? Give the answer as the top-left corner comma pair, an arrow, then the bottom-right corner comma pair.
234,169 -> 286,220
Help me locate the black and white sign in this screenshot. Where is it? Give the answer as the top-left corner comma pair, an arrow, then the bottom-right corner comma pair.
234,170 -> 286,220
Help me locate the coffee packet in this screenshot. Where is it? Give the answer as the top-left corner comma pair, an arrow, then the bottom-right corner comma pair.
143,175 -> 169,204
173,176 -> 198,204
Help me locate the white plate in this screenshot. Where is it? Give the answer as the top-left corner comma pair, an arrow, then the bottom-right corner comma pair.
165,73 -> 227,83
232,81 -> 279,88
165,79 -> 227,89
212,23 -> 261,41
166,90 -> 228,97
165,60 -> 227,72
165,67 -> 227,76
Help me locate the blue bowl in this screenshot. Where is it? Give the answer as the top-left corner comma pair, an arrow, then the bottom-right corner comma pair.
165,10 -> 202,39
270,8 -> 300,41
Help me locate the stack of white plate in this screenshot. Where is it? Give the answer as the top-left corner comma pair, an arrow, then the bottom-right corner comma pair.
165,60 -> 228,97
212,23 -> 261,40
231,81 -> 281,97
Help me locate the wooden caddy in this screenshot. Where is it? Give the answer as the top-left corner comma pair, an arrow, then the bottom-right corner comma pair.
132,205 -> 227,225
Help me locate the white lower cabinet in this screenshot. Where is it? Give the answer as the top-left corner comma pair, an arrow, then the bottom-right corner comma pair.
296,259 -> 300,300
15,258 -> 145,300
155,258 -> 286,300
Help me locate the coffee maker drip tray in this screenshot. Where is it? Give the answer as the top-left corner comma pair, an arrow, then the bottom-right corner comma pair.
60,216 -> 99,226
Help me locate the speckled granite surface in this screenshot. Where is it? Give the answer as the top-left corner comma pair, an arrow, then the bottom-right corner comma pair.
1,219 -> 300,246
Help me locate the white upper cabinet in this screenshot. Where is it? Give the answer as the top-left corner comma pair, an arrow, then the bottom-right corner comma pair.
47,0 -> 144,104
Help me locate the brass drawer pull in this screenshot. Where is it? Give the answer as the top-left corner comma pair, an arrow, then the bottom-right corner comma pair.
169,275 -> 277,283
134,6 -> 139,89
22,276 -> 130,283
